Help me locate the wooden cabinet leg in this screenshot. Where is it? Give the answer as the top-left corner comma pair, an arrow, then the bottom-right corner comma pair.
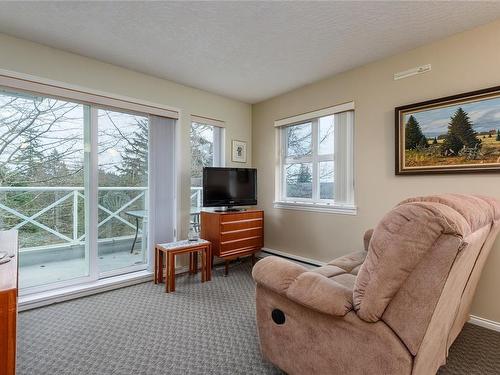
168,253 -> 175,292
207,245 -> 212,281
158,250 -> 164,284
154,247 -> 158,284
189,252 -> 193,274
193,252 -> 198,275
201,250 -> 206,283
164,252 -> 169,292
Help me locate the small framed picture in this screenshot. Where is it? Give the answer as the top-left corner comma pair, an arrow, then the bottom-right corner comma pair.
232,140 -> 247,163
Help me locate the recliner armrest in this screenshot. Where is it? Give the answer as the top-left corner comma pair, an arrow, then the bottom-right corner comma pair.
252,256 -> 308,295
253,256 -> 353,317
287,272 -> 353,316
364,228 -> 374,251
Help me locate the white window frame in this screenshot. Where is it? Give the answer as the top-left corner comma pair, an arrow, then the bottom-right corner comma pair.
213,126 -> 225,167
189,115 -> 225,218
191,115 -> 226,168
274,102 -> 356,215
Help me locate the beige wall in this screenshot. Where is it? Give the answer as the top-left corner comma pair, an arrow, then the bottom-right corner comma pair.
0,33 -> 252,239
252,20 -> 500,322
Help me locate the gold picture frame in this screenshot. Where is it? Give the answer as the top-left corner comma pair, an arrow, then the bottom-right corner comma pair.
396,86 -> 500,175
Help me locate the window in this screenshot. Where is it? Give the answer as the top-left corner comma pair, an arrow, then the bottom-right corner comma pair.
275,103 -> 355,214
0,73 -> 177,295
190,116 -> 224,212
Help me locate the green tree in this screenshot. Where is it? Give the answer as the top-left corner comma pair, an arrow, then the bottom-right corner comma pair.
13,126 -> 45,186
43,149 -> 71,184
497,129 -> 500,142
432,137 -> 438,145
293,164 -> 312,198
297,164 -> 312,183
116,118 -> 148,186
190,123 -> 215,187
405,115 -> 427,149
442,108 -> 480,155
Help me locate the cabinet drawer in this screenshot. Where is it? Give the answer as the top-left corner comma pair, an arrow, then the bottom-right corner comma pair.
220,218 -> 262,232
220,236 -> 262,255
221,211 -> 263,223
221,227 -> 263,242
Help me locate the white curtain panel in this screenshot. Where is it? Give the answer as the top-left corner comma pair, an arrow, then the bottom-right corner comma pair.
148,115 -> 176,270
334,110 -> 355,206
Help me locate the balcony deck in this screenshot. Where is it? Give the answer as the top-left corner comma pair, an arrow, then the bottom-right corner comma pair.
19,237 -> 146,289
1,186 -> 202,290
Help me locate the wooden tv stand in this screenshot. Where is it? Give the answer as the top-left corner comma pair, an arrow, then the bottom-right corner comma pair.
200,209 -> 263,275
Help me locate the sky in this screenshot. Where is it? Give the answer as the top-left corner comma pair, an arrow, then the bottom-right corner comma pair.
404,96 -> 500,138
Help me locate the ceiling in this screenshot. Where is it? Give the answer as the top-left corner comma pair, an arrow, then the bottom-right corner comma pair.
0,2 -> 499,104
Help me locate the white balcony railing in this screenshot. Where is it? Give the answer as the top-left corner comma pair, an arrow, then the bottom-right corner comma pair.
0,186 -> 147,252
190,186 -> 202,211
0,186 -> 204,253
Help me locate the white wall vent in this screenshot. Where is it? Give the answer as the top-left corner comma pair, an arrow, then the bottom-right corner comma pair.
394,64 -> 431,80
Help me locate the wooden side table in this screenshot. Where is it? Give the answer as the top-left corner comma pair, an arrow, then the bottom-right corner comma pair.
155,239 -> 212,293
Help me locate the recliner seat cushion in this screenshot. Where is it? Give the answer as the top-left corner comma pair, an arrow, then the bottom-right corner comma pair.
328,250 -> 366,273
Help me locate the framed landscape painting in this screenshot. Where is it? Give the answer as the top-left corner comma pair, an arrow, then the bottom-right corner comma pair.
396,86 -> 500,174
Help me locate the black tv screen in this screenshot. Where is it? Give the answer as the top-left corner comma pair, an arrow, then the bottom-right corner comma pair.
203,167 -> 257,207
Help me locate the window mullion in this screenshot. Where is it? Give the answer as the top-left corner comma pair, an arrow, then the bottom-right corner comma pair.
284,156 -> 313,164
281,128 -> 287,201
86,106 -> 99,282
317,154 -> 334,162
312,119 -> 319,202
213,126 -> 221,167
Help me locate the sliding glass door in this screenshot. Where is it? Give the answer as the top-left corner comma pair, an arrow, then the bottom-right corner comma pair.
0,88 -> 150,293
97,109 -> 148,275
0,89 -> 90,289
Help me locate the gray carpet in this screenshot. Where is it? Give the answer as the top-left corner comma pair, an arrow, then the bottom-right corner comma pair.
17,260 -> 500,375
438,323 -> 500,375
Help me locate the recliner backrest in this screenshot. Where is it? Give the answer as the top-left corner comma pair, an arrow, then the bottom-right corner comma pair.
353,194 -> 499,357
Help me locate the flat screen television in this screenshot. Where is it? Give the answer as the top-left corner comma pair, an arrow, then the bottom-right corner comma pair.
203,167 -> 257,210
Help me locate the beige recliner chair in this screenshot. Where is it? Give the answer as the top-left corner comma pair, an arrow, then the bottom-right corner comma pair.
252,194 -> 500,375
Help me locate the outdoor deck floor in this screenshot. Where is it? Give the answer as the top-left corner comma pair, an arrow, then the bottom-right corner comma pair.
19,240 -> 146,289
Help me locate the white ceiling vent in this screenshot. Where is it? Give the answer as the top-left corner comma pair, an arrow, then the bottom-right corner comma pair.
394,64 -> 432,80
